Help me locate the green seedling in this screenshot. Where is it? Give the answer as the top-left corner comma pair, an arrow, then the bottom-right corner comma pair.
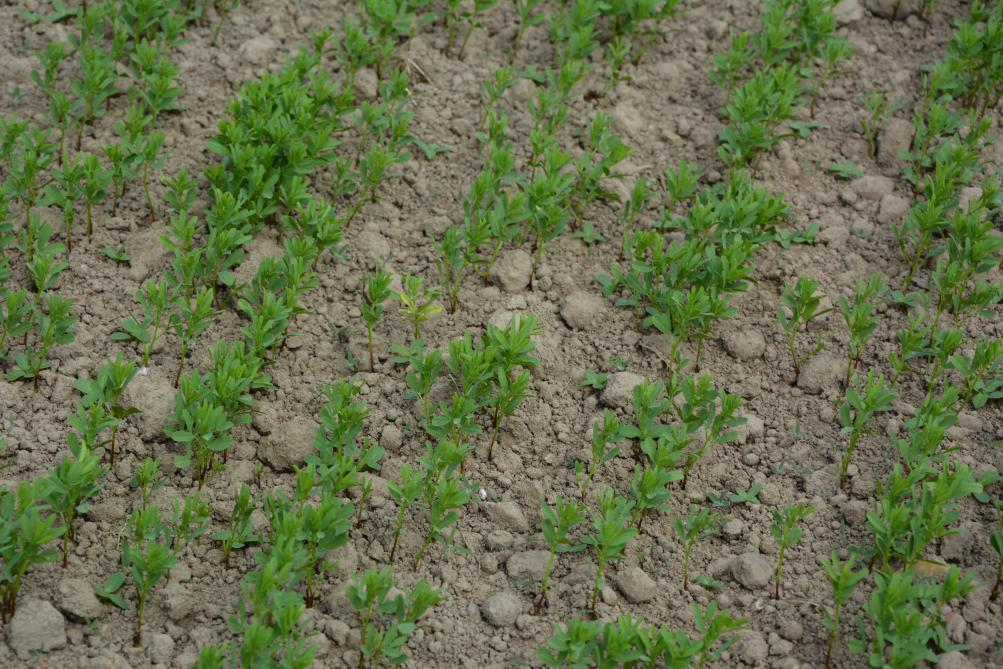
80,152 -> 110,239
510,0 -> 545,62
825,160 -> 864,180
536,497 -> 585,614
837,371 -> 895,490
122,505 -> 176,645
676,375 -> 744,487
630,463 -> 678,530
387,465 -> 423,563
582,488 -> 637,615
171,286 -> 215,387
839,275 -> 886,386
72,45 -> 117,148
42,154 -> 84,253
411,467 -> 471,572
347,567 -> 443,669
170,491 -> 210,560
130,457 -> 162,513
115,277 -> 173,367
693,601 -> 747,669
770,503 -> 813,599
397,274 -> 442,342
392,339 -> 443,425
139,129 -> 166,218
485,367 -> 530,461
167,378 -> 234,488
361,267 -> 393,371
46,443 -> 106,567
0,480 -> 63,622
673,505 -> 718,591
93,572 -> 127,609
991,504 -> 1003,601
581,370 -> 608,391
951,338 -> 1003,408
102,247 -> 130,263
778,276 -> 831,378
859,91 -> 900,160
577,410 -> 623,502
74,354 -> 139,468
9,295 -> 77,392
820,552 -> 867,669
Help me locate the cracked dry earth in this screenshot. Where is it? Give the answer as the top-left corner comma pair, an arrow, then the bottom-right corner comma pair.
0,0 -> 1002,668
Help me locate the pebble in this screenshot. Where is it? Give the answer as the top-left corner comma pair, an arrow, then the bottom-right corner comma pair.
865,0 -> 920,19
731,552 -> 773,589
9,598 -> 66,653
599,372 -> 645,411
58,578 -> 104,621
614,566 -> 657,603
259,417 -> 318,471
560,291 -> 606,330
937,651 -> 976,669
491,250 -> 533,292
722,328 -> 766,360
483,501 -> 529,533
877,194 -> 910,224
506,551 -> 551,581
878,118 -> 914,166
481,591 -> 522,627
779,619 -> 804,641
797,354 -> 845,394
850,175 -> 895,201
737,630 -> 769,663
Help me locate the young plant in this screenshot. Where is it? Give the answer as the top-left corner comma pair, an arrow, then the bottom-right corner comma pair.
171,286 -> 215,387
42,154 -> 84,253
387,464 -> 423,563
167,379 -> 234,488
837,371 -> 895,490
629,464 -> 678,530
115,277 -> 174,368
170,491 -> 210,560
0,480 -> 64,622
361,267 -> 393,371
411,445 -> 471,572
347,567 -> 443,669
693,601 -> 747,669
777,276 -> 831,378
74,354 -> 139,468
839,275 -> 886,386
122,505 -> 176,646
576,410 -> 623,502
46,443 -> 106,568
673,505 -> 718,591
820,551 -> 867,669
770,503 -> 813,599
392,339 -> 443,425
130,457 -> 162,513
80,152 -> 110,240
397,274 -> 442,342
214,484 -> 257,569
859,90 -> 900,160
8,295 -> 77,392
582,488 -> 637,615
535,496 -> 585,614
991,505 -> 1003,601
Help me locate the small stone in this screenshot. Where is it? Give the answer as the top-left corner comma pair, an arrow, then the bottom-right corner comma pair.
737,630 -> 769,663
723,519 -> 745,537
721,328 -> 766,360
779,619 -> 804,641
600,372 -> 645,411
797,354 -> 845,394
560,291 -> 606,330
937,651 -> 975,669
865,0 -> 920,19
484,501 -> 529,533
9,598 -> 66,653
481,591 -> 522,627
491,250 -> 533,292
611,102 -> 644,139
506,551 -> 551,581
877,194 -> 910,225
355,223 -> 391,261
380,424 -> 402,451
123,370 -> 175,442
87,652 -> 133,669
259,417 -> 317,471
742,453 -> 760,466
735,414 -> 765,445
878,118 -> 914,166
58,578 -> 104,621
731,552 -> 773,589
239,35 -> 278,66
147,633 -> 176,664
485,529 -> 515,550
851,175 -> 895,201
614,566 -> 656,603
834,0 -> 864,24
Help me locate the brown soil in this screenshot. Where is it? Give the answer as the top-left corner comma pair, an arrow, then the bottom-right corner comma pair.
0,0 -> 1000,668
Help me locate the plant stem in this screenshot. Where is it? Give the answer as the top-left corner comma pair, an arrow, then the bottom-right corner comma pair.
486,404 -> 501,461
367,324 -> 375,372
823,603 -> 840,669
839,432 -> 860,490
774,546 -> 786,599
534,551 -> 555,614
682,544 -> 691,591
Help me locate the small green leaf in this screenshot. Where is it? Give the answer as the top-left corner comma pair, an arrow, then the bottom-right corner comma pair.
102,247 -> 130,263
